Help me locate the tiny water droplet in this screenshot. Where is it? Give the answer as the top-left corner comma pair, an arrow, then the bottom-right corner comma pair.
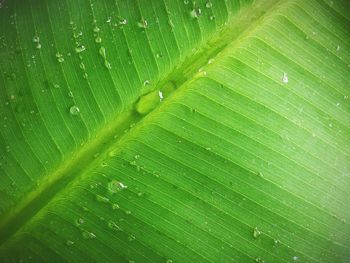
68,91 -> 74,98
255,257 -> 265,263
282,72 -> 288,83
104,60 -> 111,69
76,218 -> 85,225
82,231 -> 96,239
184,0 -> 189,4
138,18 -> 148,29
158,90 -> 164,101
190,8 -> 201,18
143,80 -> 150,86
112,203 -> 120,210
336,45 -> 340,51
66,240 -> 74,246
205,1 -> 213,8
96,194 -> 109,203
79,62 -> 85,70
36,43 -> 42,49
253,227 -> 261,238
128,234 -> 136,241
58,57 -> 64,63
75,45 -> 86,53
134,155 -> 140,160
69,105 -> 80,115
166,259 -> 173,263
108,220 -> 120,230
93,26 -> 100,33
33,36 -> 40,43
292,256 -> 299,261
119,18 -> 128,25
209,15 -> 215,20
99,46 -> 106,59
125,210 -> 131,215
95,36 -> 102,43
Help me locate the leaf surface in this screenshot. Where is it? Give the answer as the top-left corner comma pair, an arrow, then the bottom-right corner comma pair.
0,0 -> 349,262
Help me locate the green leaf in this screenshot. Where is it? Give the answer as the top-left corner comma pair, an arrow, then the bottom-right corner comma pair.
0,0 -> 349,262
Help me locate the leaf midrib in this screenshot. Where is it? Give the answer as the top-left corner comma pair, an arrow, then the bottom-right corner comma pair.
0,0 -> 281,247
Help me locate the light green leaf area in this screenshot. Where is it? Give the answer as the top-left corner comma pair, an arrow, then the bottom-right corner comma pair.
0,0 -> 349,262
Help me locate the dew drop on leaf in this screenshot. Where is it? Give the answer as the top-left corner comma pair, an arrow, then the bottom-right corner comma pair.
108,220 -> 120,231
82,231 -> 96,239
111,203 -> 120,210
66,240 -> 74,246
96,194 -> 109,203
128,234 -> 136,241
75,45 -> 86,53
282,72 -> 288,83
69,105 -> 80,115
95,37 -> 102,43
108,180 -> 127,194
166,259 -> 173,263
206,1 -> 213,8
190,8 -> 201,18
253,226 -> 261,238
137,18 -> 148,29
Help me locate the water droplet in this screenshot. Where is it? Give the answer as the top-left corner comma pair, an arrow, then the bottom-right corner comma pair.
68,91 -> 74,98
190,8 -> 201,18
66,240 -> 74,246
253,227 -> 261,238
33,36 -> 39,43
82,231 -> 96,239
108,220 -> 120,230
76,218 -> 85,225
143,80 -> 150,86
108,180 -> 127,194
205,1 -> 212,8
111,203 -> 120,210
69,105 -> 80,115
336,45 -> 340,51
119,18 -> 128,25
125,210 -> 131,215
138,18 -> 148,29
128,234 -> 136,241
209,15 -> 215,20
104,60 -> 111,69
95,36 -> 102,43
99,46 -> 106,59
166,260 -> 173,263
282,72 -> 288,83
79,62 -> 85,70
158,91 -> 164,101
96,194 -> 109,203
36,43 -> 42,49
134,155 -> 140,160
255,257 -> 265,263
292,256 -> 299,261
184,0 -> 189,4
93,26 -> 100,33
75,45 -> 86,53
